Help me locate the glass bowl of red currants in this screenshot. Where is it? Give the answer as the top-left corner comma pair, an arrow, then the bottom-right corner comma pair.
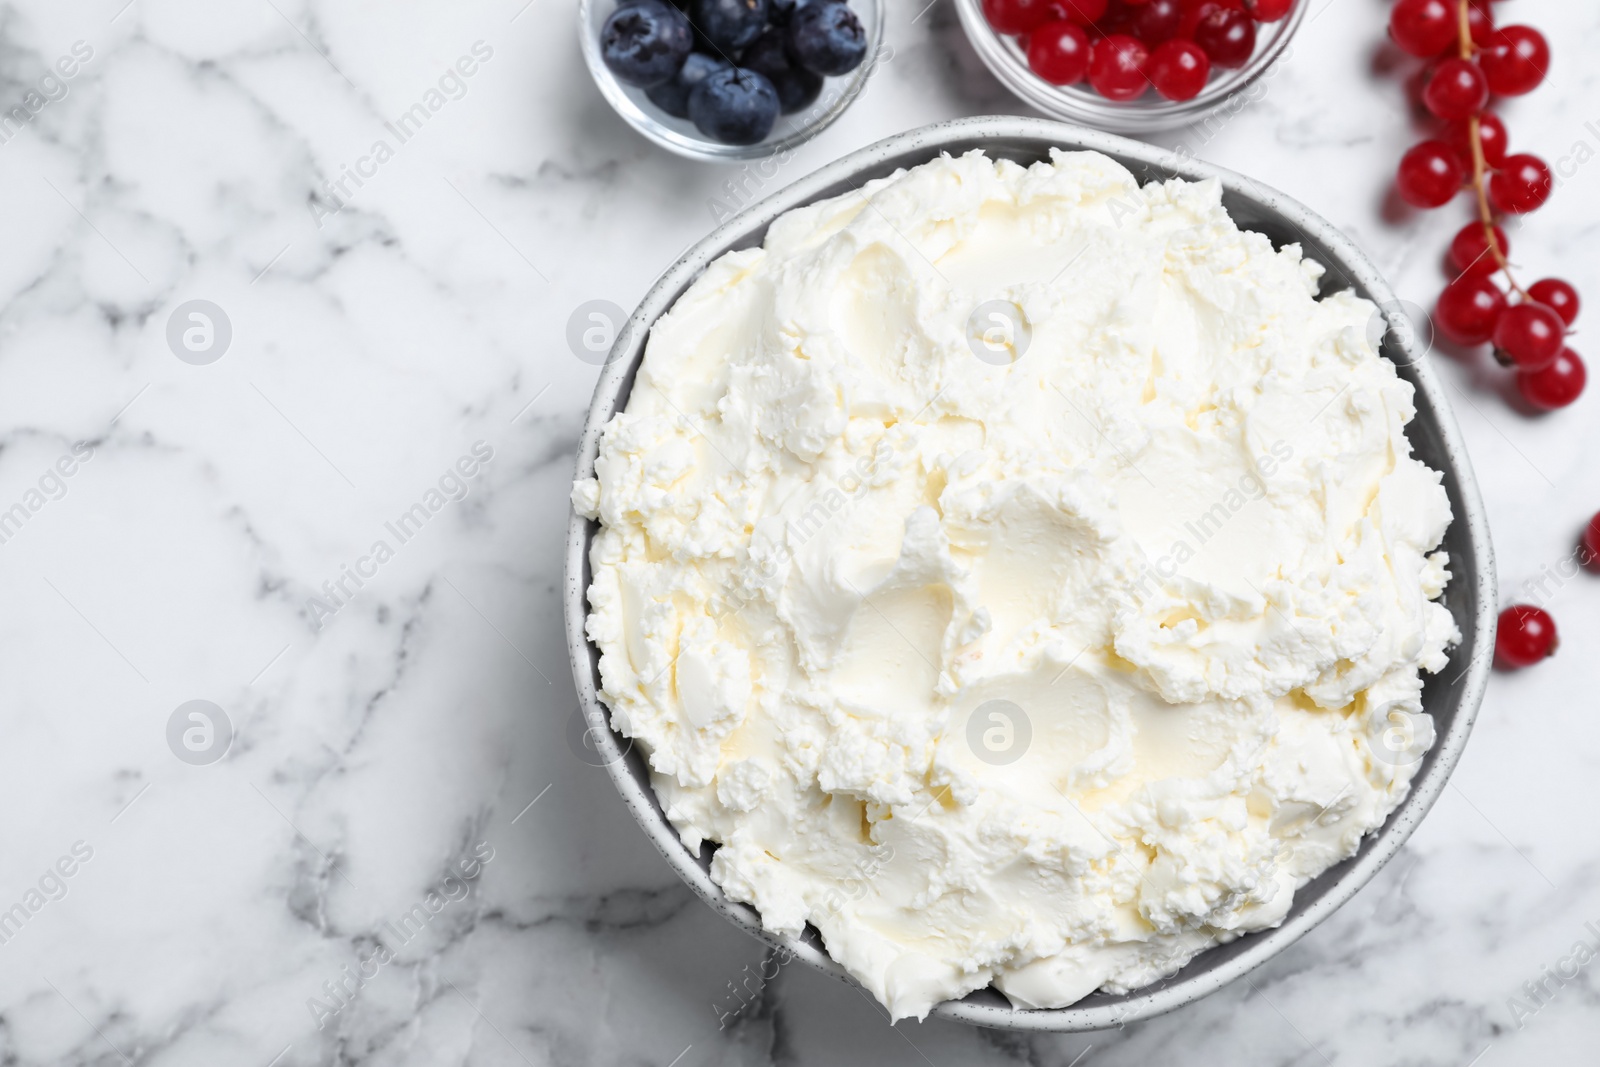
581,0 -> 885,163
954,0 -> 1306,134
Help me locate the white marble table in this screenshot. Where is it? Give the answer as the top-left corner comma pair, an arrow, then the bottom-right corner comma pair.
0,0 -> 1595,1063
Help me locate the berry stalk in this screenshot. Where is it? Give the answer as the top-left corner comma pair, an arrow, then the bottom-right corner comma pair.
1459,0 -> 1522,293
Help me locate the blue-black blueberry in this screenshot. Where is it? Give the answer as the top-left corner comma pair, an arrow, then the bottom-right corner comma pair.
788,0 -> 867,76
601,0 -> 694,87
688,66 -> 780,144
690,0 -> 770,53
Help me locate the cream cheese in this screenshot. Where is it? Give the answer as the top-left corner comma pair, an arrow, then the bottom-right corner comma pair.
575,149 -> 1458,1020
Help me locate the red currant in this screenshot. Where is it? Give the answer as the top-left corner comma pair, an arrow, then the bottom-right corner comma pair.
1088,34 -> 1149,99
1193,8 -> 1256,68
1584,512 -> 1600,568
984,0 -> 1059,34
1396,140 -> 1465,208
1445,113 -> 1508,169
1093,0 -> 1138,36
1518,348 -> 1586,410
1527,279 -> 1580,327
1492,301 -> 1566,371
1488,154 -> 1552,214
1054,0 -> 1110,26
1423,59 -> 1489,121
1244,0 -> 1293,21
1480,26 -> 1549,96
1133,0 -> 1183,44
1028,20 -> 1093,83
1448,222 -> 1508,278
1495,605 -> 1558,668
1435,274 -> 1506,345
1389,0 -> 1454,58
1178,0 -> 1224,38
1147,38 -> 1210,99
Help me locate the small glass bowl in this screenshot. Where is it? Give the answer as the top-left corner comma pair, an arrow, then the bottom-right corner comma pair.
952,0 -> 1308,136
579,0 -> 886,163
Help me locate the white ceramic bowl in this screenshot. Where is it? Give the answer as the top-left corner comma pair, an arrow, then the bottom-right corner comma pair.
578,0 -> 886,163
952,0 -> 1308,136
564,116 -> 1496,1031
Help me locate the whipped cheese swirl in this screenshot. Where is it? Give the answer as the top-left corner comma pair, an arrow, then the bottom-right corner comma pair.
574,150 -> 1458,1020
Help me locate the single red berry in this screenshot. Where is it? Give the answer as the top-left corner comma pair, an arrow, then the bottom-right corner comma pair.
1244,0 -> 1293,21
1518,348 -> 1586,410
1495,605 -> 1558,668
1087,34 -> 1149,99
1093,0 -> 1138,36
1133,0 -> 1183,43
1147,38 -> 1210,99
1193,7 -> 1256,68
1436,274 -> 1506,345
1053,0 -> 1110,26
1389,0 -> 1455,57
1527,279 -> 1580,327
1492,302 -> 1566,371
1480,26 -> 1549,96
1028,20 -> 1093,83
1448,223 -> 1508,278
1178,0 -> 1224,38
1423,59 -> 1489,121
1396,140 -> 1465,209
1583,513 -> 1600,568
1445,113 -> 1508,169
1488,154 -> 1553,214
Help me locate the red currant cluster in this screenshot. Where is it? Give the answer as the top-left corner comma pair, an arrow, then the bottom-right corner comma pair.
1496,513 -> 1600,669
1389,0 -> 1583,410
982,0 -> 1292,102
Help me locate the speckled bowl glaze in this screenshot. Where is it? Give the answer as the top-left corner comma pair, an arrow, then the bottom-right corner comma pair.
564,116 -> 1496,1032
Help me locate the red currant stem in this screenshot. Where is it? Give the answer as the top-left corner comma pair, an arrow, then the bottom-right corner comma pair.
1466,118 -> 1520,290
1458,0 -> 1527,299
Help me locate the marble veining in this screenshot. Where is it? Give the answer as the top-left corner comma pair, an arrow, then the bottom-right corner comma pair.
0,0 -> 1595,1064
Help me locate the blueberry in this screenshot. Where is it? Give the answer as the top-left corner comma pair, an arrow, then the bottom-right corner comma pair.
601,0 -> 693,88
788,0 -> 867,76
768,0 -> 804,23
690,0 -> 770,52
740,29 -> 822,114
688,67 -> 779,145
646,51 -> 731,118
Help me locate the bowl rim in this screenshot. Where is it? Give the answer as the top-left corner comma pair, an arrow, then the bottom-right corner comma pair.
578,0 -> 888,164
949,0 -> 1309,136
563,115 -> 1497,1032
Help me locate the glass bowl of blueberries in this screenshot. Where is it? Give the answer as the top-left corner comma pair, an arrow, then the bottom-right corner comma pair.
581,0 -> 884,162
